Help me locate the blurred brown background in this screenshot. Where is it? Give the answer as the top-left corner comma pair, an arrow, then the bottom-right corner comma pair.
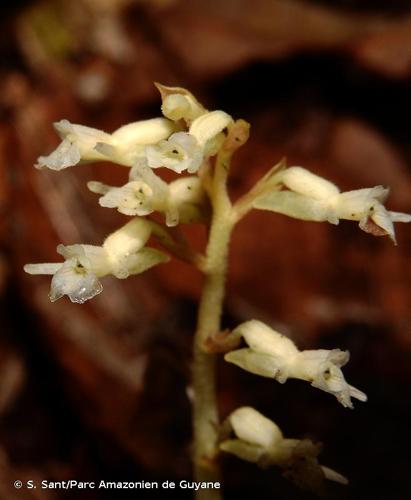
1,0 -> 411,498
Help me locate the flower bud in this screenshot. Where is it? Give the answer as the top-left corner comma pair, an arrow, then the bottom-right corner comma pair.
155,82 -> 206,123
228,407 -> 283,448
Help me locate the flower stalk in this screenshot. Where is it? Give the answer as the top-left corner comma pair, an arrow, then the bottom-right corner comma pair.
192,121 -> 249,499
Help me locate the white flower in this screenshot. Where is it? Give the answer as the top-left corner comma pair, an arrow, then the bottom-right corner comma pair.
36,120 -> 112,171
88,161 -> 169,217
88,161 -> 209,226
220,407 -> 348,491
88,180 -> 156,216
146,110 -> 233,173
224,320 -> 367,408
24,244 -> 109,304
155,83 -> 206,124
24,219 -> 169,303
253,166 -> 411,243
36,118 -> 177,170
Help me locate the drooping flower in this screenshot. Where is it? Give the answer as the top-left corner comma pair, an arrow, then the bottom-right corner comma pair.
145,110 -> 233,173
36,117 -> 177,171
24,219 -> 169,303
88,161 -> 209,226
224,320 -> 367,408
220,407 -> 348,493
253,166 -> 411,243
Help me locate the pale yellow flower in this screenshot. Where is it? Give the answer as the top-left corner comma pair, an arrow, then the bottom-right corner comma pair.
24,219 -> 169,303
254,166 -> 411,243
224,320 -> 367,408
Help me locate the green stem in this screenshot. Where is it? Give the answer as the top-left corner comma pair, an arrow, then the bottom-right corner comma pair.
192,120 -> 249,500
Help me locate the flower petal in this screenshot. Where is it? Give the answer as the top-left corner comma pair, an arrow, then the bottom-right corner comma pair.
103,218 -> 152,267
232,320 -> 299,358
168,176 -> 209,225
228,407 -> 283,448
111,117 -> 176,145
320,466 -> 349,485
278,167 -> 340,200
189,110 -> 232,148
49,258 -> 103,304
293,349 -> 366,408
369,203 -> 397,243
98,181 -> 155,216
224,348 -> 287,380
253,191 -> 332,222
146,132 -> 203,173
389,210 -> 411,223
219,439 -> 265,464
24,263 -> 62,275
108,117 -> 177,166
35,139 -> 81,170
129,162 -> 169,205
56,244 -> 110,276
112,247 -> 170,279
334,186 -> 389,221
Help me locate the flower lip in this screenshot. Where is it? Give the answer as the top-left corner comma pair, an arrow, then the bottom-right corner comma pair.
49,257 -> 103,304
293,349 -> 367,409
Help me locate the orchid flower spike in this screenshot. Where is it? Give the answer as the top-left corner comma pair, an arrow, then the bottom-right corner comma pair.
220,407 -> 348,493
253,166 -> 411,244
224,320 -> 367,408
23,219 -> 169,303
87,161 -> 209,226
146,110 -> 233,174
36,117 -> 177,170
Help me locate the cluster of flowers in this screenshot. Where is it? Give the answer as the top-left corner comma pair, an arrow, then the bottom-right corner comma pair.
217,320 -> 366,490
25,84 -> 231,302
25,83 -> 410,491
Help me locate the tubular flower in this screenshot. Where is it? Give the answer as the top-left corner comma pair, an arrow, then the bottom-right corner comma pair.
145,110 -> 233,173
220,407 -> 348,493
88,162 -> 209,226
253,166 -> 411,243
23,219 -> 169,303
224,320 -> 367,408
36,117 -> 177,170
